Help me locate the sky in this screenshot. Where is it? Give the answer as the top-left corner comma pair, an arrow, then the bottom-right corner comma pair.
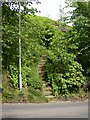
32,0 -> 66,21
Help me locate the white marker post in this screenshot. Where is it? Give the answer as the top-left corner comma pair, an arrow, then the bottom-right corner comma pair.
19,0 -> 22,90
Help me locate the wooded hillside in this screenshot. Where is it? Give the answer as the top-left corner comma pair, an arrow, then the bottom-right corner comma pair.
1,2 -> 90,103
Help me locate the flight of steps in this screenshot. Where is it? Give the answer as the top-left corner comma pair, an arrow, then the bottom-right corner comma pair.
38,55 -> 55,101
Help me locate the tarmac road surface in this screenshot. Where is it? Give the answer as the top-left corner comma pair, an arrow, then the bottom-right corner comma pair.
1,100 -> 88,118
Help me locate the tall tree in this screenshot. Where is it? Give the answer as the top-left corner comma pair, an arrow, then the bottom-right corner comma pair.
63,1 -> 90,77
71,1 -> 90,77
2,0 -> 40,69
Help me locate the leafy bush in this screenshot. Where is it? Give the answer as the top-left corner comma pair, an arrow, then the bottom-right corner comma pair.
9,65 -> 18,88
45,30 -> 85,96
28,87 -> 47,103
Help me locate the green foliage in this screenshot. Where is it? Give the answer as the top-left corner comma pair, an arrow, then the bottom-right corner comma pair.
2,3 -> 88,103
2,5 -> 18,69
9,65 -> 18,88
73,2 -> 90,76
65,1 -> 90,77
3,90 -> 15,100
28,87 -> 47,103
2,10 -> 53,102
45,28 -> 85,96
22,65 -> 42,89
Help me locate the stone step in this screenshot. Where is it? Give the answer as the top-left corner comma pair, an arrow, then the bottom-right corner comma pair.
40,55 -> 47,59
46,95 -> 55,102
38,68 -> 45,72
40,56 -> 47,58
38,68 -> 45,71
38,63 -> 45,68
42,82 -> 49,87
45,95 -> 55,99
42,83 -> 46,87
40,59 -> 47,62
42,82 -> 48,87
43,86 -> 52,91
42,80 -> 46,83
39,60 -> 46,63
44,91 -> 52,96
38,65 -> 45,68
39,62 -> 46,65
39,71 -> 45,74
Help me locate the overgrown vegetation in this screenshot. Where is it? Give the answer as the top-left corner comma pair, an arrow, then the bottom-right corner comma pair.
45,33 -> 85,96
2,1 -> 90,103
